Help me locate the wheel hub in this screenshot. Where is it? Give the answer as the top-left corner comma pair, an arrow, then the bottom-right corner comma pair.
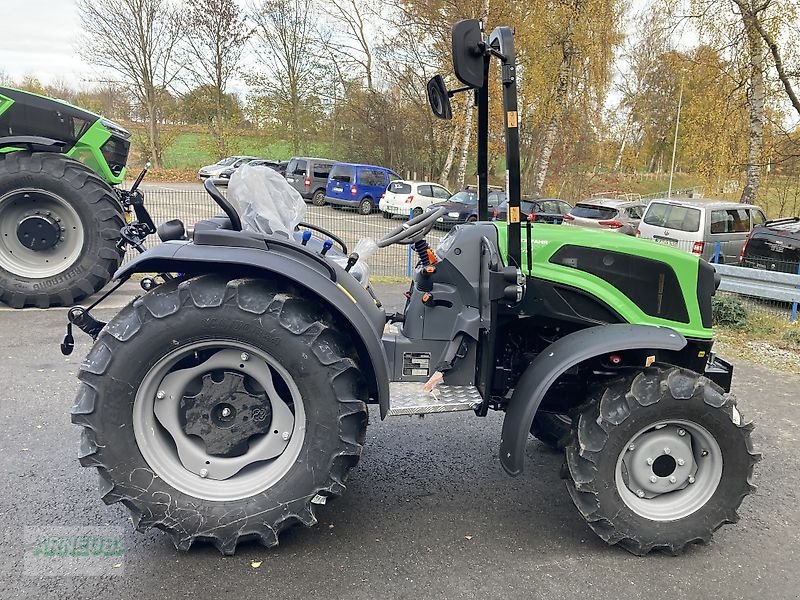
181,371 -> 273,457
622,426 -> 697,498
16,213 -> 62,250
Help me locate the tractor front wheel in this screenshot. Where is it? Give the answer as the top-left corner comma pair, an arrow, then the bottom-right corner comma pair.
71,275 -> 369,554
564,365 -> 759,555
531,412 -> 572,450
0,152 -> 124,308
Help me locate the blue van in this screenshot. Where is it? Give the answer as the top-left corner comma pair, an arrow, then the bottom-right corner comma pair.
324,163 -> 401,215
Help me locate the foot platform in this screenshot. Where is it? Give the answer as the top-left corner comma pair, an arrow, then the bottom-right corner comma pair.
387,382 -> 482,416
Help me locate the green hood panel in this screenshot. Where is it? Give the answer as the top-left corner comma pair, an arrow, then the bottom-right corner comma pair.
493,222 -> 712,339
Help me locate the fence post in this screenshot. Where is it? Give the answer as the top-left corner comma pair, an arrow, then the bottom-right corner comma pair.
713,241 -> 721,264
406,208 -> 413,278
792,262 -> 800,323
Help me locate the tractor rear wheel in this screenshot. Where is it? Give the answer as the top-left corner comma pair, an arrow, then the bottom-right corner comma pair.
0,152 -> 125,308
564,365 -> 759,555
71,275 -> 368,554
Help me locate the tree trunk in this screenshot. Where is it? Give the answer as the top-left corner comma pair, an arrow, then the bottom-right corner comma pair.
439,125 -> 459,186
145,90 -> 162,168
740,9 -> 765,205
613,115 -> 632,172
456,93 -> 475,188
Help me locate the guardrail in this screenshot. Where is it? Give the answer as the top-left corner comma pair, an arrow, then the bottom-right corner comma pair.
714,263 -> 800,322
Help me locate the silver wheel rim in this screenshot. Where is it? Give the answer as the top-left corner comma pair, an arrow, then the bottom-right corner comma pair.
0,188 -> 85,278
360,200 -> 371,214
133,340 -> 306,502
615,419 -> 723,521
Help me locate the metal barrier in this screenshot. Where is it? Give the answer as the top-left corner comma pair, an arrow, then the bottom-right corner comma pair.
715,263 -> 800,313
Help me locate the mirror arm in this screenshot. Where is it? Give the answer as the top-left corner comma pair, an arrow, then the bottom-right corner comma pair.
447,85 -> 474,96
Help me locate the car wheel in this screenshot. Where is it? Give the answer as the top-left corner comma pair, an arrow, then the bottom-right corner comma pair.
358,198 -> 373,215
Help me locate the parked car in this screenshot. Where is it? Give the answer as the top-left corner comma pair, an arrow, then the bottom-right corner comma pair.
283,157 -> 337,205
379,180 -> 452,219
637,199 -> 767,262
740,216 -> 800,273
214,159 -> 284,185
324,163 -> 401,214
198,156 -> 258,181
427,186 -> 505,227
493,196 -> 572,223
563,198 -> 645,235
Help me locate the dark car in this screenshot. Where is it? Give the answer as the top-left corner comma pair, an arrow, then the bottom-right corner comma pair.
284,157 -> 337,205
493,196 -> 572,223
324,163 -> 401,215
428,187 -> 504,227
740,217 -> 800,274
215,159 -> 285,185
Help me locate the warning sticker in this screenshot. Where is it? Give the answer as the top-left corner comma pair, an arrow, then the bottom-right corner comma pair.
507,111 -> 518,128
509,206 -> 520,223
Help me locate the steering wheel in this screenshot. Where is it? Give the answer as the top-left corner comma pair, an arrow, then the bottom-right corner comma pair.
377,206 -> 448,248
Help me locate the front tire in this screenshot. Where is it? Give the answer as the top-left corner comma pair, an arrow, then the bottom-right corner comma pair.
0,152 -> 125,308
564,365 -> 759,555
358,198 -> 373,215
71,275 -> 368,554
531,412 -> 572,450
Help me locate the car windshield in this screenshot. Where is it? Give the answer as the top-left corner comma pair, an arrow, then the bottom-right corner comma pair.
449,191 -> 477,205
643,203 -> 701,232
330,165 -> 355,183
217,157 -> 237,166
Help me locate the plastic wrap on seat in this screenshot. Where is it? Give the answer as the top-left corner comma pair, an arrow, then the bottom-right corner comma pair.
228,164 -> 306,238
331,237 -> 379,287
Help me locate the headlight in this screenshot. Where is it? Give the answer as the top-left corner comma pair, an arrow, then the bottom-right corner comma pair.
448,212 -> 460,218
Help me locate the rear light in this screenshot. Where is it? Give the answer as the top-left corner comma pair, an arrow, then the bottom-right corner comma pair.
351,185 -> 357,196
635,229 -> 641,237
563,214 -> 575,221
598,220 -> 625,229
380,193 -> 385,200
304,177 -> 311,187
404,195 -> 415,203
492,207 -> 498,218
740,235 -> 751,264
692,241 -> 705,255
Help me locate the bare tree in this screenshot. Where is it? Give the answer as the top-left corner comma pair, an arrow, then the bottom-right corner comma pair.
250,0 -> 322,154
325,0 -> 378,91
183,0 -> 251,158
77,0 -> 183,167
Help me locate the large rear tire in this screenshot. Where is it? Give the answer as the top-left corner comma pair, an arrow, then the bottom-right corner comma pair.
71,275 -> 369,554
0,152 -> 124,308
564,365 -> 759,555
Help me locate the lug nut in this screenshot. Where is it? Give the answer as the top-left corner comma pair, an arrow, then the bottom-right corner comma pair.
628,444 -> 636,452
240,352 -> 249,362
677,458 -> 685,466
282,431 -> 290,441
688,476 -> 696,484
663,447 -> 671,455
649,475 -> 657,483
677,428 -> 686,436
199,468 -> 208,478
221,407 -> 231,418
636,489 -> 645,498
156,390 -> 166,399
646,457 -> 654,466
668,476 -> 677,483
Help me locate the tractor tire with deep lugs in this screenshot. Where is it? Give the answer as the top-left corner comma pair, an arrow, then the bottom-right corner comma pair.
0,152 -> 125,308
71,275 -> 369,554
564,365 -> 759,555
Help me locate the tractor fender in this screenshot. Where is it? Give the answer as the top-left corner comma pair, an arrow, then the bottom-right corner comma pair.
0,135 -> 68,151
115,240 -> 391,417
499,324 -> 687,476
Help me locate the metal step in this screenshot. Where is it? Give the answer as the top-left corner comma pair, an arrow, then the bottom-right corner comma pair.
387,382 -> 482,416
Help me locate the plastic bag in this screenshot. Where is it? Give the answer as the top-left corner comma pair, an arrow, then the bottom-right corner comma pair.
331,237 -> 379,287
228,164 -> 306,238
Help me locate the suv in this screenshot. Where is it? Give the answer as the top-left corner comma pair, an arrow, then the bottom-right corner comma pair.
427,186 -> 505,227
493,197 -> 572,223
325,163 -> 401,215
740,217 -> 800,273
379,180 -> 452,219
638,200 -> 767,262
563,198 -> 645,235
285,157 -> 336,206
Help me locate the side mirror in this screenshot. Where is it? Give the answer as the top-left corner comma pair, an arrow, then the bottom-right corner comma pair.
427,75 -> 453,120
452,19 -> 485,88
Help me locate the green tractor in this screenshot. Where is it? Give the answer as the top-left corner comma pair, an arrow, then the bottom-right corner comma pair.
64,20 -> 758,556
0,86 -> 135,308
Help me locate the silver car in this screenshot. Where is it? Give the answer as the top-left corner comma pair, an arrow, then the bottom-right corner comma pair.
563,198 -> 645,235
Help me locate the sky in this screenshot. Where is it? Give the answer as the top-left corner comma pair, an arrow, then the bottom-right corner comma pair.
0,0 -> 90,84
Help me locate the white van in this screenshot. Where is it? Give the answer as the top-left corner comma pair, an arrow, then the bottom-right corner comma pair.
637,200 -> 767,263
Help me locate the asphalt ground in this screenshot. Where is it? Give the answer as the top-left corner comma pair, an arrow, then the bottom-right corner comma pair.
0,279 -> 799,599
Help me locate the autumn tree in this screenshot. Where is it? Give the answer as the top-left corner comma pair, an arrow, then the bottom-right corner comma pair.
182,0 -> 251,158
